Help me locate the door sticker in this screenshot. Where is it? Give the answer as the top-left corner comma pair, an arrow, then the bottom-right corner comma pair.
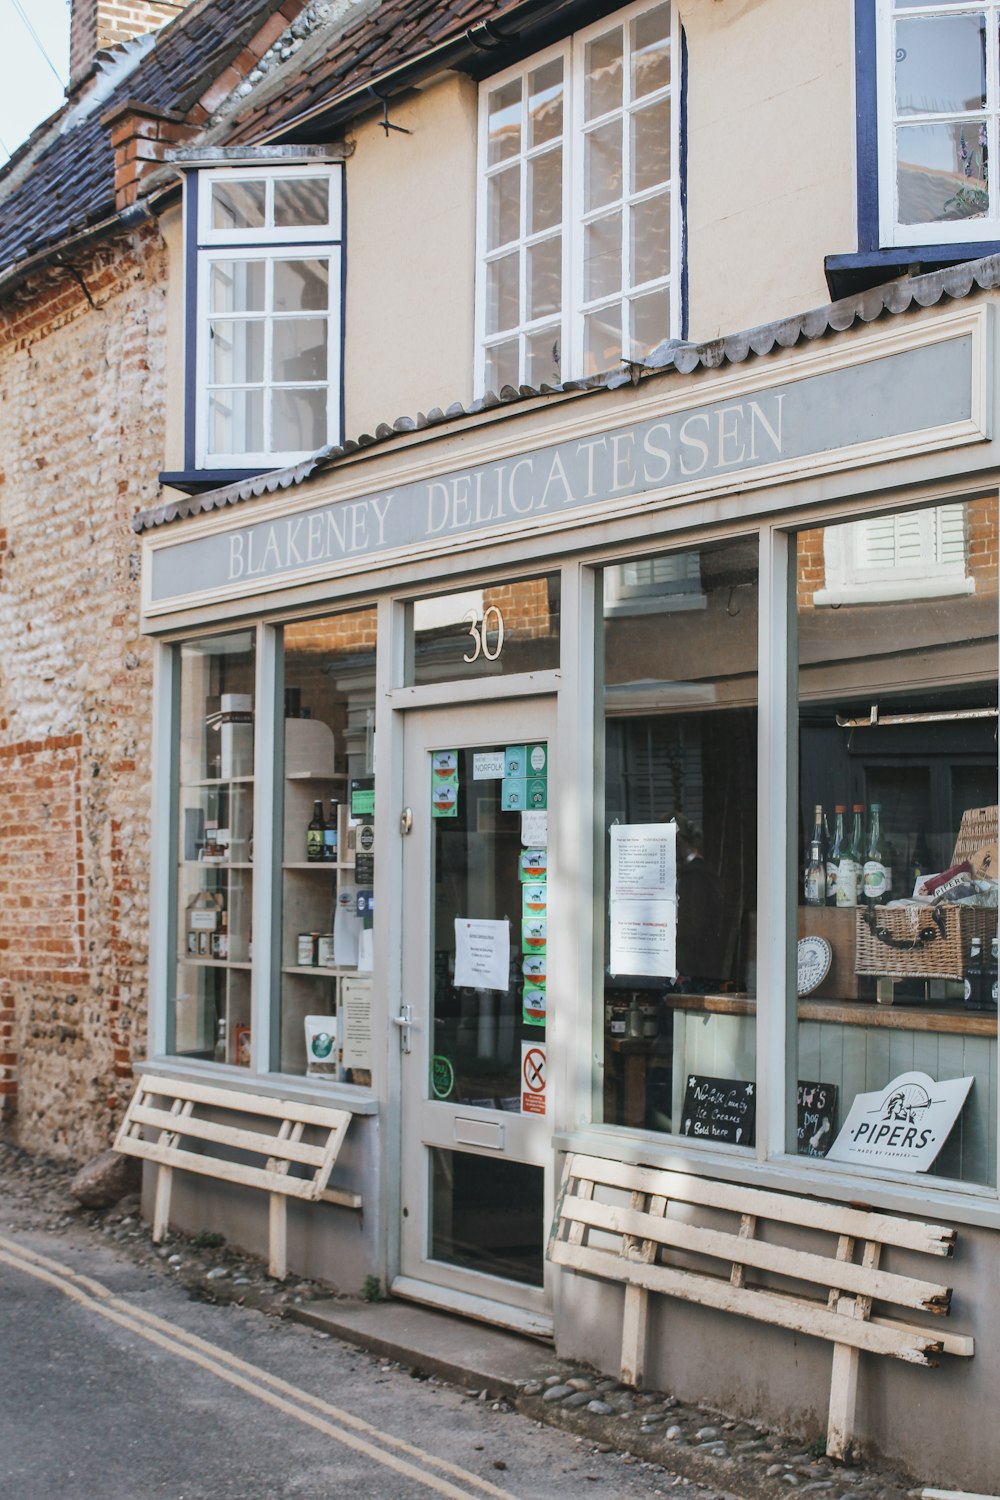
501,777 -> 526,810
431,750 -> 459,818
431,1055 -> 455,1099
521,1042 -> 547,1115
521,812 -> 547,848
522,883 -> 547,915
522,918 -> 547,953
520,847 -> 547,880
504,746 -> 527,777
473,750 -> 505,779
523,985 -> 546,1026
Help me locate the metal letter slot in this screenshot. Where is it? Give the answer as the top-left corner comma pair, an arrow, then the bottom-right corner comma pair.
393,1004 -> 413,1053
453,1116 -> 504,1150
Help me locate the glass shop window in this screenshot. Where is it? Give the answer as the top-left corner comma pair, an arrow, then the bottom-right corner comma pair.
276,608 -> 377,1081
405,575 -> 561,685
794,497 -> 998,1187
598,536 -> 759,1142
172,629 -> 256,1064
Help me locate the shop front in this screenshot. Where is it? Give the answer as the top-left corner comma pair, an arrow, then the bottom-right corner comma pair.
136,285 -> 1000,1481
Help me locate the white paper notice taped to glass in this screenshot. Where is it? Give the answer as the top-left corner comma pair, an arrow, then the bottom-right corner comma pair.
521,810 -> 547,847
609,822 -> 677,977
454,917 -> 511,991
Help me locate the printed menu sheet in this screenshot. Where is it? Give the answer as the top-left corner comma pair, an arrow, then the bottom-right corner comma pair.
609,822 -> 677,977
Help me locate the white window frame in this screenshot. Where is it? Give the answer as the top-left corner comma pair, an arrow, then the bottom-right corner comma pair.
474,0 -> 681,394
877,0 -> 1000,247
192,164 -> 343,470
815,501 -> 974,605
603,550 -> 706,615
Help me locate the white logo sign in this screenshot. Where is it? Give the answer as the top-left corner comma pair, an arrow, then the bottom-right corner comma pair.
826,1070 -> 973,1172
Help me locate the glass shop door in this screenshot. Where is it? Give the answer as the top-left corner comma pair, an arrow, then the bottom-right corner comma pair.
395,699 -> 554,1329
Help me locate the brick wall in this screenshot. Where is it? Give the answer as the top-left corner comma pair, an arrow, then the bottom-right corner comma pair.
0,222 -> 166,1158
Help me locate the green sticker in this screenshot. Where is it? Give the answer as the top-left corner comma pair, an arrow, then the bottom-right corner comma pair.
350,778 -> 375,817
522,918 -> 547,953
523,982 -> 546,1026
431,1055 -> 455,1099
522,882 -> 547,915
501,777 -> 526,810
431,773 -> 459,818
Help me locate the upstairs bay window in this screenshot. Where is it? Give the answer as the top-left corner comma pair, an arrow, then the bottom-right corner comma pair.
476,0 -> 680,393
190,164 -> 343,472
877,0 -> 1000,245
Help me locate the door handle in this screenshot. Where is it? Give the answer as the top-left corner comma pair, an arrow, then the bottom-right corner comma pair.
393,1004 -> 413,1053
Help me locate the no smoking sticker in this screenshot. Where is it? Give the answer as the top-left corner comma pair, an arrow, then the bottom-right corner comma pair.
521,1041 -> 546,1115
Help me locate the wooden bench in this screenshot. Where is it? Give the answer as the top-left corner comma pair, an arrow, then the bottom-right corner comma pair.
549,1153 -> 974,1460
114,1075 -> 361,1281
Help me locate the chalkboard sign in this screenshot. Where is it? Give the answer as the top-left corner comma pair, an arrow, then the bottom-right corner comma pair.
679,1075 -> 756,1146
797,1080 -> 838,1157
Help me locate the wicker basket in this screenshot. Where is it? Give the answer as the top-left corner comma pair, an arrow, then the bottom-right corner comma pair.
952,805 -> 999,871
855,904 -> 998,980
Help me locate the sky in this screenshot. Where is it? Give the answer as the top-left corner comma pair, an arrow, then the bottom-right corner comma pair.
0,0 -> 71,163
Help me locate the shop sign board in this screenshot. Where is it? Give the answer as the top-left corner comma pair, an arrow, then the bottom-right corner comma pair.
148,332 -> 981,609
679,1075 -> 756,1145
826,1070 -> 973,1171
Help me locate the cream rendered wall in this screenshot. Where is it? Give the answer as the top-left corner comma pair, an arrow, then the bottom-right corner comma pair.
343,74 -> 479,438
160,203 -> 187,475
683,0 -> 856,338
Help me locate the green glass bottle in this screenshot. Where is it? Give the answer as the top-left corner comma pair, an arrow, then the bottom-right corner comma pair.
862,803 -> 888,906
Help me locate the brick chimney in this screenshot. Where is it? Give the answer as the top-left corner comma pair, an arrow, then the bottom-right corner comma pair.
103,100 -> 199,209
70,1 -> 192,89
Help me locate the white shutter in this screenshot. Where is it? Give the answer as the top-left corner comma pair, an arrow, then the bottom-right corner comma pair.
818,504 -> 972,604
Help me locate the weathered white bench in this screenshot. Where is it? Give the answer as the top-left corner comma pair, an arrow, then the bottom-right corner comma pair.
548,1152 -> 973,1460
114,1075 -> 361,1280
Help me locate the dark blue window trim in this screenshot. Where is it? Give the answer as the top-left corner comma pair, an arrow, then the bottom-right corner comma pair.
828,1 -> 1000,298
855,0 -> 879,254
183,171 -> 200,474
679,23 -> 689,341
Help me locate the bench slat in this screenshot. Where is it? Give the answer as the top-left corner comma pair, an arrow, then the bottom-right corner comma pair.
136,1076 -> 351,1131
116,1134 -> 323,1201
557,1191 -> 951,1314
564,1154 -> 955,1256
129,1103 -> 330,1169
550,1238 -> 943,1364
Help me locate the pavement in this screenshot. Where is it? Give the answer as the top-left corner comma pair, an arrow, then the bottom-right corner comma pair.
0,1141 -> 968,1500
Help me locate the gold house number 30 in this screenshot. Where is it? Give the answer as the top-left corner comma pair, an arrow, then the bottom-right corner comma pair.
462,606 -> 505,662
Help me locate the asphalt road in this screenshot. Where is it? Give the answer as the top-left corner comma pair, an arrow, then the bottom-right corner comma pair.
0,1224 -> 696,1500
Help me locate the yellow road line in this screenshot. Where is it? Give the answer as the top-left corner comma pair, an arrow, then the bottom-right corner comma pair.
0,1233 -> 518,1500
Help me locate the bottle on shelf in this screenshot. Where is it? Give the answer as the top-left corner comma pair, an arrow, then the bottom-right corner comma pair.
964,936 -> 984,1009
804,839 -> 825,907
862,803 -> 889,906
212,910 -> 229,960
908,831 -> 932,899
323,799 -> 339,863
826,805 -> 845,906
214,1014 -> 228,1064
804,804 -> 826,905
307,799 -> 325,862
837,804 -> 865,908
